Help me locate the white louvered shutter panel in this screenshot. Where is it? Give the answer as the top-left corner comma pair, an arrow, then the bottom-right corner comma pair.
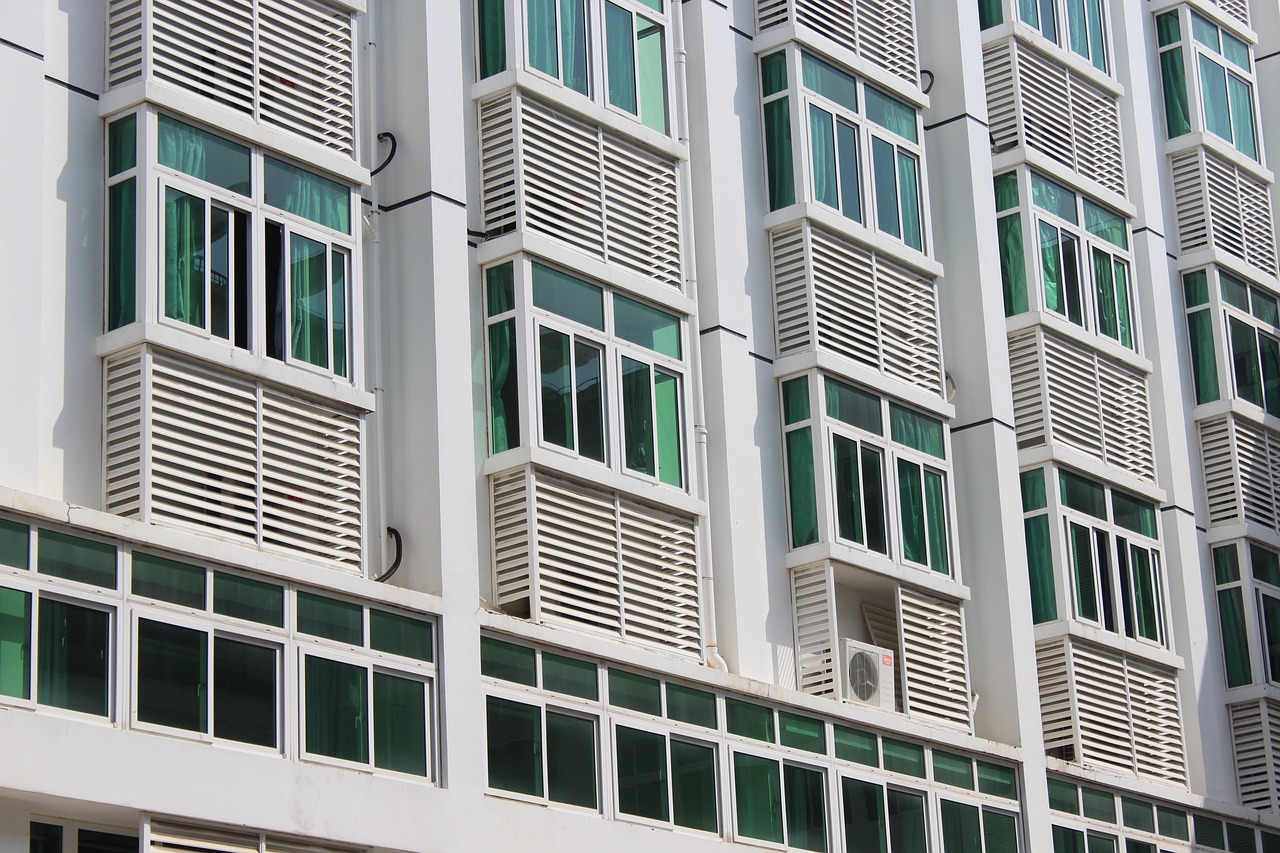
791,563 -> 837,698
855,0 -> 917,84
1213,0 -> 1249,27
106,0 -> 144,87
1171,150 -> 1208,253
983,41 -> 1018,154
1017,45 -> 1074,171
877,256 -> 942,396
1205,154 -> 1246,260
1238,168 -> 1277,274
898,587 -> 971,730
861,601 -> 903,711
602,135 -> 681,288
1230,700 -> 1280,811
533,474 -> 623,635
520,96 -> 606,260
103,350 -> 146,519
619,498 -> 700,656
1007,329 -> 1046,449
148,820 -> 261,853
771,223 -> 814,357
151,0 -> 256,116
757,0 -> 791,32
795,0 -> 857,56
1043,332 -> 1105,459
1067,73 -> 1124,196
491,469 -> 533,613
257,0 -> 356,156
479,93 -> 519,236
1235,416 -> 1280,530
1035,638 -> 1078,758
1199,416 -> 1241,524
1096,356 -> 1155,482
1128,658 -> 1187,784
1070,641 -> 1136,774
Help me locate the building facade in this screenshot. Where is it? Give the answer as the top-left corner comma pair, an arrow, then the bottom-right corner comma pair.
1,0 -> 1279,850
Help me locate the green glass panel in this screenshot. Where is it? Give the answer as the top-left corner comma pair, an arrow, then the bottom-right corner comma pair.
1183,270 -> 1209,307
1191,10 -> 1219,49
1041,220 -> 1065,315
1262,594 -> 1280,683
898,459 -> 926,565
1188,309 -> 1220,404
779,711 -> 825,754
898,152 -> 922,251
783,376 -> 810,425
575,340 -> 606,463
78,830 -> 139,853
842,778 -> 888,853
539,327 -> 574,451
131,552 -> 205,609
1222,273 -> 1251,310
1157,806 -> 1189,840
983,810 -> 1018,853
480,637 -> 537,686
872,136 -> 900,239
486,263 -> 515,317
1053,827 -> 1085,853
866,86 -> 917,143
1059,470 -> 1106,518
977,762 -> 1018,799
1156,12 -> 1180,46
107,178 -> 137,330
801,53 -> 858,112
994,172 -> 1020,212
527,0 -> 559,79
136,619 -> 206,732
1160,47 -> 1191,137
622,357 -> 655,477
1230,317 -> 1264,406
0,519 -> 29,569
1201,56 -> 1232,141
978,0 -> 1003,29
1111,492 -> 1156,537
108,114 -> 135,176
761,52 -> 787,97
374,672 -> 427,776
1264,834 -> 1280,853
1121,798 -> 1154,832
1253,544 -> 1280,586
833,435 -> 864,545
654,370 -> 683,487
825,378 -> 882,433
1196,816 -> 1227,849
836,121 -> 861,222
1021,468 -> 1047,511
998,214 -> 1027,316
606,2 -> 637,114
1087,835 -> 1117,853
305,656 -> 368,762
212,573 -> 284,626
486,696 -> 543,796
38,531 -> 116,589
264,156 -> 349,233
1026,515 -> 1057,622
1082,202 -> 1127,250
1227,75 -> 1256,159
941,801 -> 982,853
924,470 -> 950,574
1048,778 -> 1080,813
1031,172 -> 1078,223
833,725 -> 878,765
671,740 -> 718,831
1018,0 -> 1038,28
1069,522 -> 1098,621
881,737 -> 925,777
889,404 -> 944,458
477,0 -> 507,78
542,652 -> 597,699
288,233 -> 329,369
158,115 -> 250,194
1223,32 -> 1250,68
1227,824 -> 1258,853
666,682 -> 716,727
331,251 -> 347,378
531,262 -> 604,329
609,668 -> 661,714
636,16 -> 668,133
1218,587 -> 1252,686
297,592 -> 363,645
786,427 -> 818,548
615,294 -> 681,358
810,105 -> 838,210
29,822 -> 63,853
1254,290 -> 1279,325
764,97 -> 795,209
887,789 -> 927,853
861,446 -> 888,555
547,711 -> 597,807
214,637 -> 276,747
933,751 -> 974,789
616,726 -> 668,820
726,697 -> 774,742
1214,544 -> 1242,583
370,610 -> 433,662
0,587 -> 31,699
784,764 -> 827,851
1081,786 -> 1115,822
489,318 -> 521,453
734,753 -> 783,843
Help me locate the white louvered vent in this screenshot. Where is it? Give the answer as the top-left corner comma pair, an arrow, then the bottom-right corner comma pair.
757,0 -> 790,32
489,466 -> 701,658
757,0 -> 918,84
148,819 -> 361,853
1212,0 -> 1249,28
1230,699 -> 1280,812
106,0 -> 144,87
102,345 -> 365,572
479,92 -> 683,289
109,0 -> 355,156
898,587 -> 971,730
1035,637 -> 1187,785
771,221 -> 943,396
983,39 -> 1125,196
1007,327 -> 1155,482
1172,149 -> 1277,276
792,563 -> 838,698
1199,414 -> 1280,533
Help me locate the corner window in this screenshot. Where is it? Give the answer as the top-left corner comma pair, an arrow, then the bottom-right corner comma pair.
1181,266 -> 1280,413
1213,541 -> 1280,689
1018,0 -> 1109,72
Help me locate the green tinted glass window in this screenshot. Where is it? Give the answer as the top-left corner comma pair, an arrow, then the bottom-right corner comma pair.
109,114 -> 137,176
825,378 -> 882,434
1059,470 -> 1106,518
264,156 -> 350,233
1121,798 -> 1154,832
779,711 -> 825,753
783,376 -> 811,425
547,711 -> 597,807
726,698 -> 774,742
1080,787 -> 1115,823
889,404 -> 944,458
0,519 -> 29,569
671,740 -> 718,831
131,552 -> 205,609
933,751 -> 974,789
734,753 -> 783,843
305,656 -> 368,762
297,592 -> 363,645
784,764 -> 828,851
38,531 -> 117,589
137,619 -> 207,732
370,610 -> 433,662
609,668 -> 661,714
881,737 -> 925,777
480,637 -> 537,685
834,725 -> 878,766
1195,816 -> 1226,850
666,682 -> 716,727
213,636 -> 277,747
543,653 -> 597,699
213,573 -> 284,626
865,87 -> 917,143
615,294 -> 681,359
1112,492 -> 1156,538
977,762 -> 1018,799
801,52 -> 857,112
38,599 -> 109,716
158,115 -> 251,194
1021,468 -> 1047,511
616,725 -> 668,820
532,263 -> 604,329
940,800 -> 982,853
761,52 -> 787,97
1031,172 -> 1079,223
486,696 -> 542,795
1048,778 -> 1079,813
0,587 -> 31,699
1157,806 -> 1189,841
374,672 -> 428,776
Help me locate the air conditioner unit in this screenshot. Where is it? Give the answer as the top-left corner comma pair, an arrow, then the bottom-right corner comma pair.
841,638 -> 895,711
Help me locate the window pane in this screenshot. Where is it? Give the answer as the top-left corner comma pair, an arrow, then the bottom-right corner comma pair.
786,426 -> 817,548
305,656 -> 368,762
289,234 -> 329,369
480,636 -> 537,685
331,250 -> 347,377
1200,56 -> 1231,141
1184,269 -> 1210,306
1031,172 -> 1078,223
0,587 -> 31,699
898,152 -> 922,250
158,115 -> 250,193
784,764 -> 827,852
1041,222 -> 1065,315
861,446 -> 888,555
137,619 -> 207,732
1222,273 -> 1251,310
532,263 -> 604,329
726,697 -> 774,741
527,0 -> 559,79
941,800 -> 982,853
933,751 -> 974,789
779,711 -> 825,753
842,778 -> 888,853
1021,469 -> 1047,511
872,137 -> 900,239
833,435 -> 863,545
810,106 -> 838,210
881,737 -> 925,776
1054,827 -> 1086,853
666,683 -> 717,727
297,592 -> 363,645
1255,544 -> 1280,586
890,406 -> 944,458
671,740 -> 718,831
29,822 -> 62,853
1160,48 -> 1191,137
1048,778 -> 1079,813
761,52 -> 787,97
370,610 -> 433,662
984,810 -> 1019,853
615,295 -> 681,358
39,531 -> 117,590
1259,334 -> 1280,417
978,0 -> 1003,28
734,753 -> 783,843
833,725 -> 878,766
1157,806 -> 1190,841
887,789 -> 928,853
1087,834 -> 1117,853
783,376 -> 810,425
37,599 -> 109,715
108,114 -> 136,176
489,318 -> 521,453
610,668 -> 661,714
836,121 -> 861,221
131,552 -> 206,609
1156,12 -> 1180,46
978,761 -> 1019,799
1070,522 -> 1098,621
898,459 -> 926,565
0,519 -> 28,569
924,469 -> 950,574
547,711 -> 597,807
264,157 -> 350,234
1191,11 -> 1219,48
374,672 -> 428,776
1121,798 -> 1154,832
539,327 -> 574,450
605,2 -> 637,114
616,726 -> 668,820
214,637 -> 277,747
265,221 -> 286,360
78,830 -> 139,853
998,214 -> 1027,316
1112,492 -> 1156,538
486,696 -> 543,795
575,341 -> 606,462
865,87 -> 917,142
622,357 -> 656,476
107,178 -> 137,331
654,370 -> 683,487
764,97 -> 795,209
1188,309 -> 1220,403
477,0 -> 507,78
486,262 -> 515,317
1195,816 -> 1226,849
1262,594 -> 1280,683
163,187 -> 206,329
636,17 -> 667,134
1230,317 -> 1263,406
543,652 -> 597,699
801,53 -> 857,111
825,378 -> 882,433
1083,200 -> 1127,249
213,573 -> 284,626
1059,471 -> 1106,517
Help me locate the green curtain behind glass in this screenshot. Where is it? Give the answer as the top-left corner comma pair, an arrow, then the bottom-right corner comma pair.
898,460 -> 926,565
1187,309 -> 1219,403
1093,249 -> 1118,339
0,587 -> 30,699
734,754 -> 784,843
833,435 -> 863,544
108,179 -> 136,330
898,154 -> 922,250
998,215 -> 1027,316
489,320 -> 519,453
527,0 -> 558,79
1066,0 -> 1089,63
331,252 -> 348,377
606,3 -> 637,114
374,672 -> 427,776
562,0 -> 589,95
1200,56 -> 1231,140
622,357 -> 655,476
764,99 -> 795,209
164,188 -> 205,328
305,656 -> 368,763
1228,76 -> 1257,159
1039,222 -> 1064,314
291,234 -> 329,369
654,371 -> 682,486
1259,334 -> 1280,416
783,764 -> 827,852
636,18 -> 667,133
924,470 -> 949,574
810,106 -> 837,209
1113,261 -> 1133,348
940,801 -> 982,853
1216,588 -> 1252,687
1160,49 -> 1191,137
1025,515 -> 1057,622
978,0 -> 1002,29
478,0 -> 507,78
842,778 -> 888,853
1262,594 -> 1280,683
872,138 -> 900,238
787,427 -> 818,547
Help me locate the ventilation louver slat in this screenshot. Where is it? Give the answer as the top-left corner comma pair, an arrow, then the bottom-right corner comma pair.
106,0 -> 145,87
1172,149 -> 1277,276
1230,699 -> 1280,812
1199,415 -> 1241,525
791,563 -> 838,698
898,587 -> 971,730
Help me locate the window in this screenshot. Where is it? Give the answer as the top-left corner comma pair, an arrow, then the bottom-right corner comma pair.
732,752 -> 828,850
484,258 -> 687,488
1182,267 -> 1280,413
106,110 -> 357,381
30,822 -> 138,853
1156,8 -> 1258,160
1013,0 -> 1109,72
485,696 -> 599,807
38,598 -> 111,717
614,725 -> 717,831
781,373 -> 954,576
1213,540 -> 1280,689
761,48 -> 926,252
995,169 -> 1136,350
940,800 -> 1020,853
